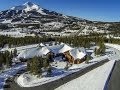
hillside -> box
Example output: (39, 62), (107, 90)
(0, 2), (119, 37)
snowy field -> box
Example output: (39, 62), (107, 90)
(105, 43), (120, 51)
(0, 31), (35, 38)
(105, 43), (120, 60)
(0, 44), (39, 54)
(55, 60), (115, 90)
(16, 55), (108, 87)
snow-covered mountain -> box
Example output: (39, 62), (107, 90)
(10, 2), (46, 14)
(0, 2), (84, 24)
(0, 2), (89, 32)
(0, 2), (113, 37)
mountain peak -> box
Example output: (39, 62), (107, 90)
(23, 2), (36, 7)
(23, 2), (39, 12)
(11, 2), (40, 12)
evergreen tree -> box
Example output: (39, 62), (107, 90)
(98, 41), (106, 55)
(95, 41), (106, 56)
(85, 55), (91, 63)
(99, 42), (106, 54)
(43, 57), (49, 68)
(64, 62), (69, 70)
(0, 53), (4, 68)
(29, 57), (42, 76)
(47, 65), (52, 76)
(13, 48), (17, 57)
(4, 51), (12, 67)
(27, 60), (31, 72)
(94, 48), (98, 56)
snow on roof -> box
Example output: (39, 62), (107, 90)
(58, 44), (73, 54)
(17, 46), (50, 59)
(69, 48), (86, 60)
(36, 46), (50, 56)
(48, 44), (73, 54)
(39, 43), (45, 47)
(17, 44), (75, 59)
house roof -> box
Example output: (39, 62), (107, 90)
(17, 46), (50, 59)
(69, 48), (86, 60)
(39, 43), (45, 47)
(48, 44), (73, 54)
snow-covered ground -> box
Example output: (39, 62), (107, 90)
(0, 43), (120, 89)
(105, 43), (120, 60)
(44, 22), (64, 28)
(16, 55), (108, 87)
(0, 31), (35, 38)
(1, 19), (12, 23)
(105, 43), (120, 51)
(55, 60), (115, 90)
(16, 43), (120, 88)
(54, 43), (120, 90)
(0, 44), (39, 54)
(0, 63), (26, 90)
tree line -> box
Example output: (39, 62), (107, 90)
(1, 33), (120, 48)
(0, 35), (55, 48)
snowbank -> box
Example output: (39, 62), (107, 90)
(17, 70), (68, 87)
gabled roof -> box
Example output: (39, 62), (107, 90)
(17, 44), (73, 59)
(69, 48), (86, 60)
(17, 46), (50, 59)
(48, 44), (73, 54)
(39, 43), (45, 47)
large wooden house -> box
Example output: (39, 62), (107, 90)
(64, 48), (87, 64)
